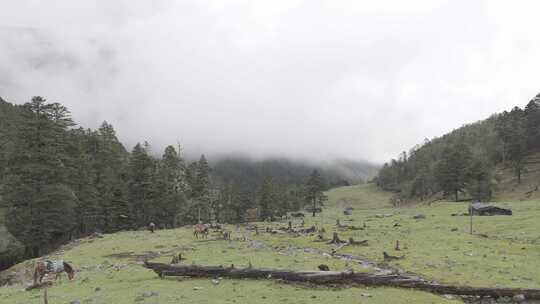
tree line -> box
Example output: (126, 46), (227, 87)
(375, 93), (540, 202)
(0, 96), (329, 264)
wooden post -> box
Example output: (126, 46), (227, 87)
(321, 209), (324, 232)
(43, 287), (48, 304)
(469, 202), (473, 235)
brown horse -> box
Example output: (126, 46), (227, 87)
(33, 260), (75, 285)
(194, 223), (209, 239)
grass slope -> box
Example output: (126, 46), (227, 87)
(493, 152), (540, 202)
(1, 182), (539, 303)
(0, 228), (456, 304)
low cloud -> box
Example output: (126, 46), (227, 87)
(1, 1), (540, 162)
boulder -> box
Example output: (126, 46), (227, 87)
(470, 203), (512, 216)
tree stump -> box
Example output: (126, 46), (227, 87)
(329, 232), (345, 244)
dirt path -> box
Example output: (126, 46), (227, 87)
(243, 238), (538, 303)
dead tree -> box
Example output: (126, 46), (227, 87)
(143, 262), (540, 300)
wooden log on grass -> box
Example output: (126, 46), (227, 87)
(143, 262), (540, 300)
(348, 237), (368, 246)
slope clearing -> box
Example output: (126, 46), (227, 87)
(1, 183), (539, 303)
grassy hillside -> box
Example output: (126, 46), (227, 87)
(2, 183), (540, 303)
(0, 224), (455, 304)
(325, 184), (394, 210)
(492, 152), (540, 202)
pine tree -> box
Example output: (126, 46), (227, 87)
(304, 170), (327, 216)
(4, 97), (78, 256)
(436, 143), (471, 201)
(258, 178), (276, 220)
(127, 143), (156, 227)
(192, 154), (210, 198)
(65, 127), (101, 235)
(497, 108), (528, 183)
(154, 145), (187, 227)
(92, 122), (130, 232)
(525, 93), (540, 150)
(467, 158), (492, 201)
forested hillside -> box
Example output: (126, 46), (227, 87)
(376, 93), (540, 202)
(211, 157), (376, 193)
(0, 96), (373, 270)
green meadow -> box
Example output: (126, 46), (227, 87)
(1, 183), (539, 303)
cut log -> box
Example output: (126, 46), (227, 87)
(383, 252), (404, 261)
(143, 262), (540, 300)
(348, 237), (368, 246)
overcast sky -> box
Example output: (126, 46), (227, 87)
(1, 1), (540, 163)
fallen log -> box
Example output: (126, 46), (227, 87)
(383, 251), (404, 261)
(143, 262), (540, 300)
(348, 237), (368, 246)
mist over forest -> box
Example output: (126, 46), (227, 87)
(2, 2), (540, 303)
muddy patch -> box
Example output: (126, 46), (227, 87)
(103, 251), (164, 261)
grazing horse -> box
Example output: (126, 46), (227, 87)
(33, 260), (75, 285)
(194, 223), (209, 239)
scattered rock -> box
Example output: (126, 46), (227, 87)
(443, 294), (453, 300)
(360, 293), (372, 298)
(95, 287), (101, 292)
(142, 291), (159, 298)
(318, 264), (330, 271)
(513, 294), (526, 302)
(413, 214), (426, 219)
(470, 203), (512, 216)
(211, 279), (220, 285)
(451, 228), (458, 232)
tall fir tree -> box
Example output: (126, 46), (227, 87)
(154, 145), (187, 227)
(304, 169), (327, 216)
(525, 94), (540, 150)
(127, 143), (156, 227)
(436, 143), (472, 202)
(4, 97), (78, 256)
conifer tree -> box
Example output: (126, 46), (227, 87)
(525, 94), (540, 150)
(258, 178), (276, 220)
(436, 143), (471, 201)
(127, 143), (156, 227)
(304, 170), (327, 216)
(154, 145), (187, 227)
(4, 97), (78, 256)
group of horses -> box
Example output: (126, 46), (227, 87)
(32, 222), (220, 286)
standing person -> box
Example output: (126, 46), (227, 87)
(149, 222), (156, 233)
